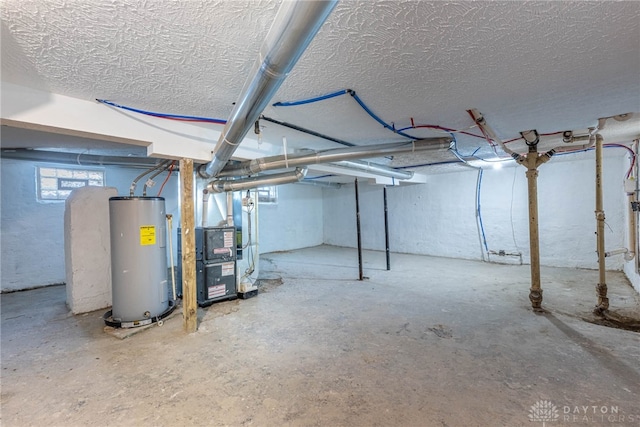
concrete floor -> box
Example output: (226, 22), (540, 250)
(2, 245), (640, 427)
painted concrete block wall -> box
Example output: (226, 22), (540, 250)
(0, 158), (180, 292)
(64, 186), (118, 313)
(1, 159), (66, 291)
(258, 183), (323, 254)
(623, 259), (640, 293)
(323, 151), (627, 271)
(623, 190), (640, 293)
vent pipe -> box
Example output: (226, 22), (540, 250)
(216, 138), (452, 177)
(207, 168), (308, 193)
(201, 0), (338, 178)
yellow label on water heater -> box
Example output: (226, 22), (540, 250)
(140, 225), (156, 246)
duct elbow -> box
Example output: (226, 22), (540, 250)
(197, 163), (214, 179)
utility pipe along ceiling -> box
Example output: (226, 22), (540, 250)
(1, 1), (639, 179)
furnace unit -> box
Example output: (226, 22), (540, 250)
(177, 226), (237, 306)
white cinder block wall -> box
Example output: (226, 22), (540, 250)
(258, 184), (324, 254)
(0, 157), (319, 292)
(4, 151), (637, 293)
(0, 158), (180, 292)
(323, 151), (630, 275)
(1, 159), (66, 291)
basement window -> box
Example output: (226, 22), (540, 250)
(37, 166), (105, 201)
(257, 186), (278, 204)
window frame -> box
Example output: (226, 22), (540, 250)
(256, 185), (278, 204)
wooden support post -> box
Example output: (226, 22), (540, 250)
(180, 158), (198, 333)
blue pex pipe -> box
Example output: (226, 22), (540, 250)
(272, 89), (350, 107)
(96, 99), (227, 124)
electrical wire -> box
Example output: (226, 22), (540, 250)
(554, 143), (636, 178)
(157, 161), (176, 196)
(604, 143), (636, 178)
(396, 123), (486, 140)
(96, 99), (227, 124)
(143, 163), (170, 196)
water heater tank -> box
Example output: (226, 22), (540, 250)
(109, 197), (170, 323)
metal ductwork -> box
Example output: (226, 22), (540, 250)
(207, 168), (308, 193)
(216, 138), (453, 178)
(299, 180), (342, 189)
(330, 160), (413, 180)
(201, 0), (338, 179)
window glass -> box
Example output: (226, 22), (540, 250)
(37, 166), (105, 201)
(257, 186), (277, 204)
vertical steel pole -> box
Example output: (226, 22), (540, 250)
(355, 178), (364, 280)
(383, 187), (391, 270)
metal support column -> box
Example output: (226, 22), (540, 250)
(383, 187), (391, 271)
(355, 178), (364, 281)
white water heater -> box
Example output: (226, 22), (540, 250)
(109, 197), (170, 324)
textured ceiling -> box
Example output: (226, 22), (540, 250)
(1, 0), (639, 171)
